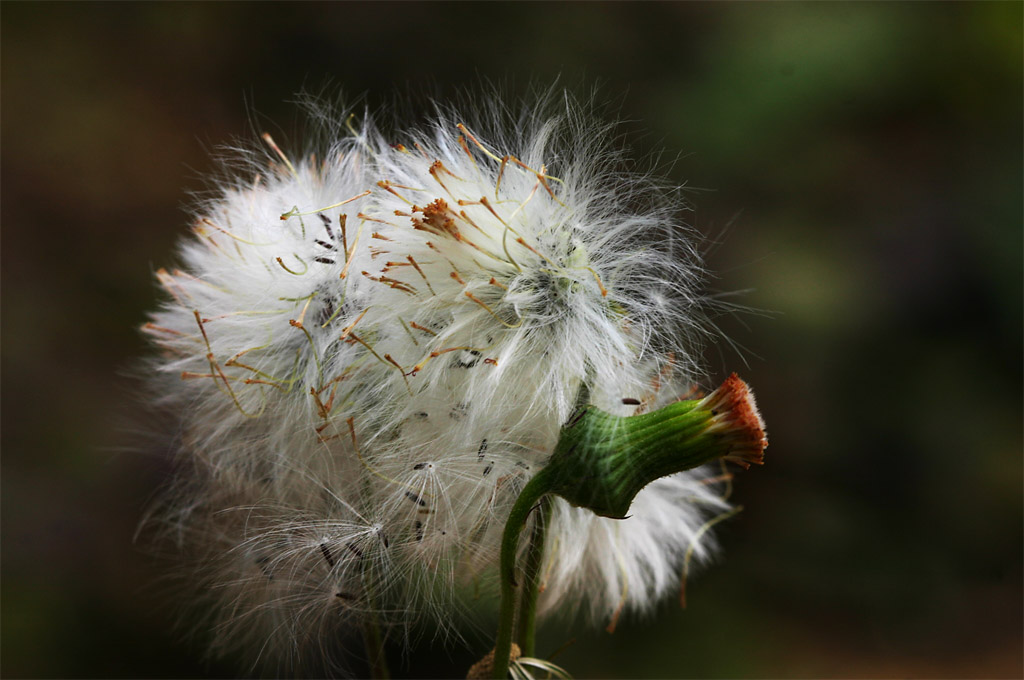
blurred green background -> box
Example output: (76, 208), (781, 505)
(2, 2), (1021, 678)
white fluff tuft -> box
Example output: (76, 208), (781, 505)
(143, 92), (733, 669)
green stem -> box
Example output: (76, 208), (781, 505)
(492, 468), (553, 679)
(361, 567), (390, 680)
(515, 495), (551, 657)
(362, 613), (389, 680)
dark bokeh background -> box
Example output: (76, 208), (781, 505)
(3, 2), (1021, 678)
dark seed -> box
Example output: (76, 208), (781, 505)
(319, 543), (336, 567)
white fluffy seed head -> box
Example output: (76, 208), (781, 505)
(143, 91), (734, 669)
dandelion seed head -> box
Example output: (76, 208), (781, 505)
(143, 90), (738, 669)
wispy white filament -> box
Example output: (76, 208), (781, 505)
(144, 92), (732, 669)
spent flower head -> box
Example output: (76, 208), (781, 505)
(142, 90), (765, 674)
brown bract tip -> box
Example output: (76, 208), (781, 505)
(701, 373), (768, 469)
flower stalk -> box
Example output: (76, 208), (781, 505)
(362, 613), (389, 680)
(515, 496), (551, 657)
(493, 469), (553, 679)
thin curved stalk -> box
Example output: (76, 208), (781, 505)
(515, 496), (551, 657)
(492, 469), (553, 679)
